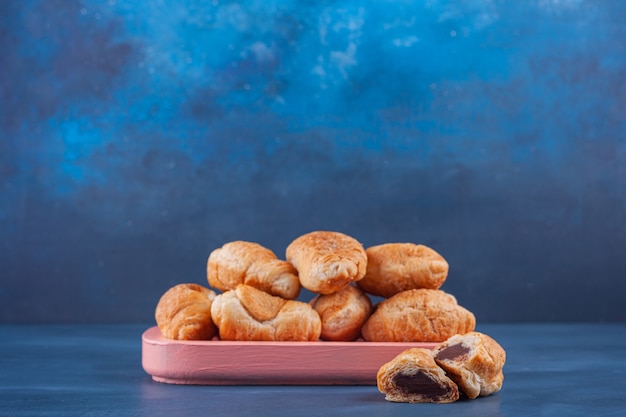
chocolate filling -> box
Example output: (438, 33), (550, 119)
(435, 343), (470, 361)
(393, 371), (450, 399)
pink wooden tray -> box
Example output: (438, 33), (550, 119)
(142, 326), (438, 385)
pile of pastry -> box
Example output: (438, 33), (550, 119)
(154, 230), (507, 403)
(154, 230), (475, 343)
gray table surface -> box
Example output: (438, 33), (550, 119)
(1, 323), (625, 416)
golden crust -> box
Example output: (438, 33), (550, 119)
(285, 231), (367, 294)
(310, 285), (373, 341)
(357, 243), (449, 297)
(433, 332), (506, 399)
(361, 289), (476, 342)
(377, 348), (459, 403)
(207, 241), (300, 300)
(155, 283), (217, 340)
(210, 284), (322, 341)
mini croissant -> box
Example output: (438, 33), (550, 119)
(207, 240), (300, 300)
(286, 231), (367, 294)
(155, 283), (217, 340)
(310, 284), (372, 341)
(361, 289), (475, 342)
(210, 284), (322, 341)
(357, 243), (449, 298)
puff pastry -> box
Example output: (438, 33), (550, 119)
(377, 348), (459, 403)
(207, 240), (300, 300)
(357, 243), (449, 297)
(433, 332), (506, 399)
(285, 231), (367, 294)
(155, 283), (217, 340)
(210, 284), (322, 341)
(361, 289), (475, 342)
(310, 284), (372, 341)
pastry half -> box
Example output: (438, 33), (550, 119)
(377, 348), (460, 403)
(433, 332), (506, 399)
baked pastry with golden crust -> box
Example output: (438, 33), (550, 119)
(207, 240), (300, 300)
(433, 332), (506, 399)
(310, 285), (373, 341)
(357, 243), (449, 298)
(361, 289), (476, 342)
(155, 283), (218, 340)
(377, 348), (460, 403)
(285, 231), (367, 294)
(210, 284), (322, 341)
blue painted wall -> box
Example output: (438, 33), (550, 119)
(1, 0), (625, 323)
